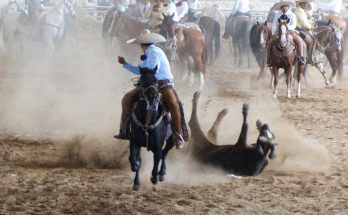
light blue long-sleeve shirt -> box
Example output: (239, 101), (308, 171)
(123, 44), (174, 82)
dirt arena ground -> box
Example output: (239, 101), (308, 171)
(0, 21), (348, 214)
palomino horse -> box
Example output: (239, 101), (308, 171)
(160, 13), (207, 90)
(319, 16), (345, 82)
(128, 66), (174, 191)
(312, 19), (343, 85)
(198, 16), (221, 65)
(312, 9), (346, 82)
(269, 21), (306, 98)
(224, 16), (253, 67)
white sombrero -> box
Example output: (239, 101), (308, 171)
(272, 0), (296, 10)
(126, 29), (166, 44)
(296, 0), (313, 11)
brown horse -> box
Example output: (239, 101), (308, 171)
(160, 14), (207, 90)
(224, 16), (253, 67)
(250, 21), (272, 80)
(198, 16), (221, 65)
(320, 15), (346, 82)
(102, 10), (146, 55)
(269, 21), (306, 98)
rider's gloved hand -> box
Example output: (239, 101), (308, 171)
(118, 56), (126, 65)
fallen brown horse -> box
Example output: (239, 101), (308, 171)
(188, 91), (276, 176)
(160, 14), (207, 90)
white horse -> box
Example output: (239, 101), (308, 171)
(41, 0), (76, 51)
(0, 0), (76, 56)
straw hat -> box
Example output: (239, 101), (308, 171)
(296, 0), (313, 11)
(272, 0), (296, 10)
(126, 29), (166, 44)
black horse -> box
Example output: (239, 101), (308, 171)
(128, 66), (174, 191)
(189, 92), (276, 176)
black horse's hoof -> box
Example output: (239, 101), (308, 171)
(133, 184), (140, 191)
(159, 175), (165, 182)
(151, 176), (158, 184)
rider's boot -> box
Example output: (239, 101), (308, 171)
(114, 88), (139, 140)
(304, 34), (314, 64)
(161, 87), (185, 149)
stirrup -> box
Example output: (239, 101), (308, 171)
(174, 132), (185, 149)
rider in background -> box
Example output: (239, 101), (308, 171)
(187, 0), (199, 20)
(6, 0), (19, 14)
(174, 0), (188, 22)
(266, 0), (306, 66)
(25, 0), (42, 24)
(322, 0), (342, 15)
(226, 0), (252, 37)
(293, 0), (314, 64)
(115, 29), (187, 149)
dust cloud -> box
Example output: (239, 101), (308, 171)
(0, 7), (330, 184)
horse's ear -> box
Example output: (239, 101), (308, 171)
(256, 21), (260, 25)
(153, 65), (158, 73)
(328, 19), (332, 25)
(139, 66), (145, 75)
(264, 21), (267, 25)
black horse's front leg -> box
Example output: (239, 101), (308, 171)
(151, 148), (162, 185)
(235, 103), (249, 148)
(129, 143), (141, 191)
(159, 135), (175, 181)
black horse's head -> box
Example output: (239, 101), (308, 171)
(160, 13), (176, 39)
(139, 66), (160, 109)
(256, 119), (276, 159)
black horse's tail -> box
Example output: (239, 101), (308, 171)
(213, 20), (221, 61)
(249, 23), (263, 67)
(200, 26), (209, 67)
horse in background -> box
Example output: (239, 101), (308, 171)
(128, 66), (174, 191)
(224, 16), (253, 67)
(198, 16), (220, 65)
(0, 0), (76, 54)
(269, 21), (306, 98)
(250, 21), (272, 79)
(160, 13), (207, 90)
(102, 9), (145, 57)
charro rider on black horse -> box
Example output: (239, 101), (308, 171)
(114, 29), (188, 149)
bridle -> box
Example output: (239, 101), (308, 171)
(131, 78), (166, 150)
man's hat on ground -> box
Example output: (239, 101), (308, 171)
(126, 29), (166, 44)
(271, 0), (296, 10)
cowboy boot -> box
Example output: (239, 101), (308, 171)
(114, 114), (129, 140)
(304, 34), (314, 64)
(161, 87), (185, 149)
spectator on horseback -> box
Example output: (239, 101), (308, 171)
(174, 0), (189, 22)
(115, 29), (187, 149)
(225, 0), (252, 38)
(186, 0), (199, 21)
(164, 0), (176, 17)
(25, 0), (42, 24)
(294, 0), (315, 64)
(6, 0), (20, 14)
(322, 0), (342, 15)
(266, 0), (307, 66)
(229, 0), (252, 19)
